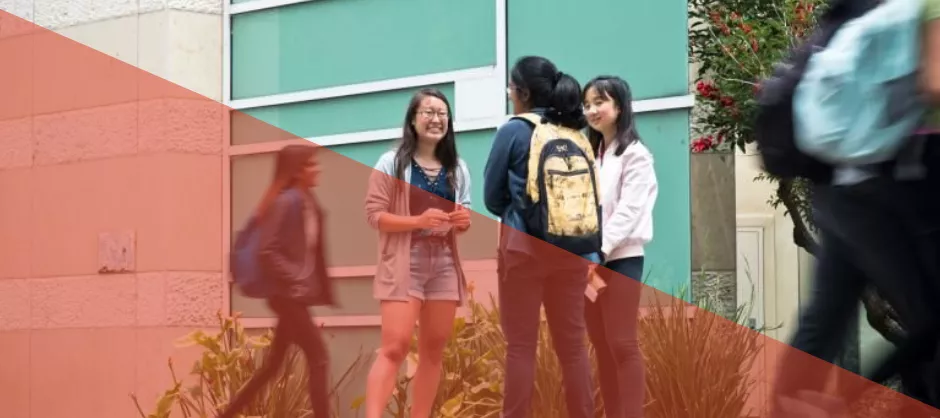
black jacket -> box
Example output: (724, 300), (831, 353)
(258, 189), (335, 306)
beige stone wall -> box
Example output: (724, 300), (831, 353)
(0, 2), (224, 417)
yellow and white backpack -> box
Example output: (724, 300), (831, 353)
(514, 112), (603, 256)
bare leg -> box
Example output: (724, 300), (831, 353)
(363, 299), (422, 418)
(410, 300), (458, 418)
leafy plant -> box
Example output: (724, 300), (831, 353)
(689, 0), (822, 223)
(351, 293), (603, 418)
(641, 291), (763, 418)
(134, 289), (766, 418)
(130, 311), (367, 418)
(357, 287), (763, 418)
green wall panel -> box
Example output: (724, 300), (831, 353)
(633, 110), (692, 295)
(232, 84), (454, 145)
(233, 277), (380, 318)
(231, 0), (496, 99)
(328, 139), (397, 166)
(454, 129), (496, 218)
(507, 0), (688, 100)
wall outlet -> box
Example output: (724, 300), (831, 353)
(98, 230), (136, 274)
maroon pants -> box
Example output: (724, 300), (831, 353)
(219, 297), (331, 418)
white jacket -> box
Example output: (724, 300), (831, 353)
(596, 141), (658, 261)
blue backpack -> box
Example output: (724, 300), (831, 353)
(230, 188), (302, 299)
(793, 0), (927, 166)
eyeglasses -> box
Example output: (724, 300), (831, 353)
(417, 109), (449, 120)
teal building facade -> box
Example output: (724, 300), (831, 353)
(223, 0), (692, 412)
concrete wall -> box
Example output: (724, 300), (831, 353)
(0, 2), (224, 417)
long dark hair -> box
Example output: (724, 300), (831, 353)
(393, 88), (459, 192)
(256, 144), (317, 218)
(583, 75), (642, 157)
(510, 56), (586, 130)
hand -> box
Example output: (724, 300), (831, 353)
(586, 263), (607, 290)
(587, 262), (606, 282)
(587, 262), (599, 278)
(450, 206), (472, 229)
(415, 208), (450, 229)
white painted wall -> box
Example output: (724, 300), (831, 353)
(0, 0), (222, 101)
(735, 143), (807, 343)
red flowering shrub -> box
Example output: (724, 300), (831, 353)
(689, 0), (824, 154)
(687, 0), (824, 250)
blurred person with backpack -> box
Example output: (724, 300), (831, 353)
(223, 144), (336, 418)
(483, 55), (600, 418)
(581, 75), (658, 418)
(762, 0), (940, 413)
(362, 88), (473, 418)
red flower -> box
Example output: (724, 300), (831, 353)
(719, 23), (731, 35)
(731, 12), (741, 21)
(696, 81), (717, 99)
(795, 4), (807, 23)
(709, 10), (722, 24)
(720, 96), (735, 107)
(740, 23), (753, 34)
(691, 136), (716, 153)
(751, 37), (760, 52)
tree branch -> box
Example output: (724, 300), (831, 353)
(776, 178), (819, 255)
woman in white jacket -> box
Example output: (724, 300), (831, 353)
(581, 75), (658, 418)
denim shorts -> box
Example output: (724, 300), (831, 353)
(409, 239), (459, 302)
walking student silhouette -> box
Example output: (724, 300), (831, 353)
(220, 144), (337, 418)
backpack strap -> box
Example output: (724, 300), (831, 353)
(513, 113), (551, 203)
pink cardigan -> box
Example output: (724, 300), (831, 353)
(364, 150), (473, 306)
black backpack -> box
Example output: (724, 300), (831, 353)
(754, 0), (876, 182)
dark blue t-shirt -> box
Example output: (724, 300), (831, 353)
(409, 158), (456, 239)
